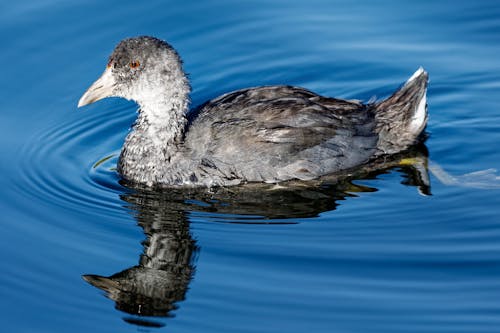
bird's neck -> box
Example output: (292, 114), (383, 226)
(135, 91), (190, 146)
(127, 58), (191, 147)
(118, 85), (191, 186)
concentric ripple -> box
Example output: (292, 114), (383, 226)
(4, 1), (500, 332)
(17, 101), (135, 219)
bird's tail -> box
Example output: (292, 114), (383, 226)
(374, 67), (428, 155)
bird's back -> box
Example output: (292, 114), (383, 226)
(185, 86), (379, 184)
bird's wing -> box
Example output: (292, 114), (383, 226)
(186, 86), (378, 182)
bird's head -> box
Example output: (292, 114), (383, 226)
(78, 36), (188, 108)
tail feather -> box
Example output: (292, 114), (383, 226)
(374, 67), (429, 155)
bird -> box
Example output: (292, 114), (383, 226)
(78, 36), (428, 188)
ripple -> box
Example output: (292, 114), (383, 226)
(17, 101), (134, 219)
(5, 1), (500, 332)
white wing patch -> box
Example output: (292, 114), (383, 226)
(410, 91), (427, 134)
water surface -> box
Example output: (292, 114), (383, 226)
(1, 1), (500, 332)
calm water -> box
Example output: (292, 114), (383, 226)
(2, 1), (500, 332)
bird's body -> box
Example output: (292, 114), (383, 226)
(79, 36), (428, 188)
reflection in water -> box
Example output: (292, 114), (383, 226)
(83, 143), (430, 327)
(83, 193), (197, 327)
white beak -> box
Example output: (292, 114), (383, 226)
(78, 68), (116, 107)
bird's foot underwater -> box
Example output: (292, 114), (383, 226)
(429, 162), (500, 189)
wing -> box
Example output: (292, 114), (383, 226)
(185, 86), (378, 183)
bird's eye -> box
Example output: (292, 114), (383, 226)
(106, 58), (114, 69)
(130, 60), (140, 69)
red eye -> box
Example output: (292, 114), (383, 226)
(130, 60), (140, 69)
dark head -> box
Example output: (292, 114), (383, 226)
(78, 36), (189, 109)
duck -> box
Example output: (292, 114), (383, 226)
(78, 36), (428, 188)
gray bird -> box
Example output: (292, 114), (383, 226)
(79, 36), (428, 188)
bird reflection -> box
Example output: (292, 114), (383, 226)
(83, 143), (430, 327)
(83, 193), (197, 327)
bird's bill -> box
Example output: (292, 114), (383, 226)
(78, 68), (116, 107)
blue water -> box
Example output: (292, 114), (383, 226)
(2, 0), (500, 332)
